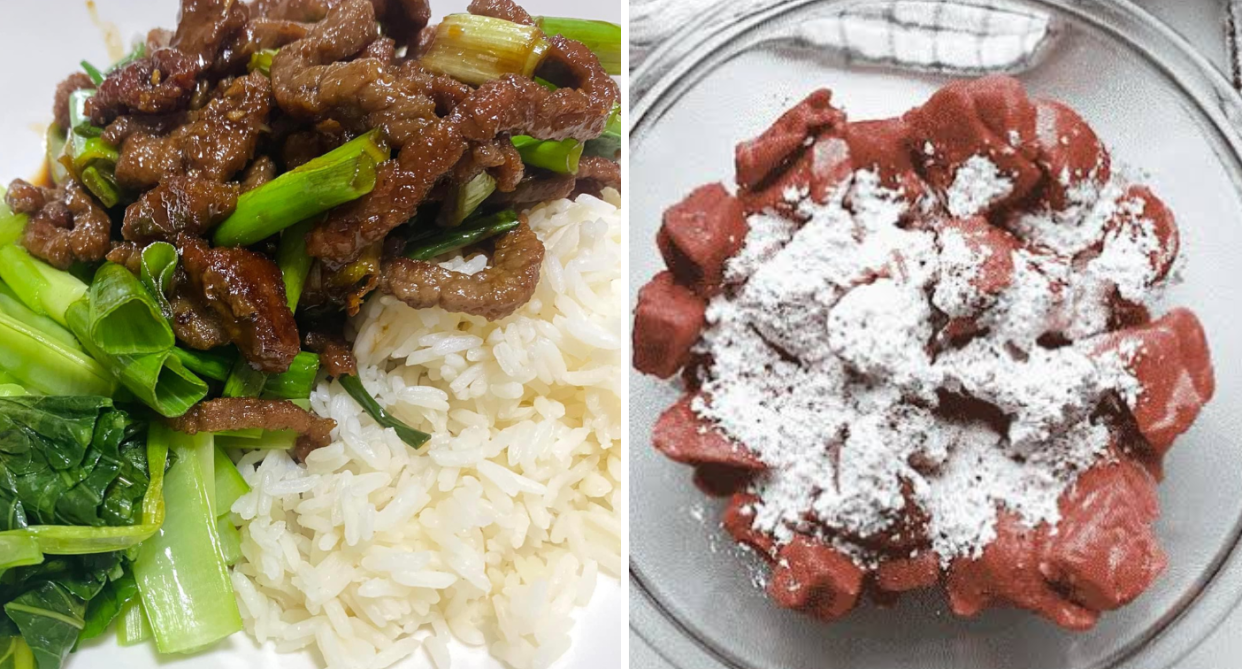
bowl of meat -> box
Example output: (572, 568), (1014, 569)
(0, 1), (623, 669)
(630, 2), (1242, 669)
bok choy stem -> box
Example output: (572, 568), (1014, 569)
(0, 311), (114, 396)
(133, 427), (242, 654)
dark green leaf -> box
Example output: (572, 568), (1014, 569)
(3, 582), (85, 669)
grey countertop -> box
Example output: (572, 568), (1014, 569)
(630, 1), (1242, 667)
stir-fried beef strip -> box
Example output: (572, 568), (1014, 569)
(572, 155), (621, 197)
(303, 328), (359, 377)
(491, 170), (574, 206)
(179, 235), (300, 372)
(467, 0), (533, 24)
(114, 71), (272, 190)
(172, 0), (250, 69)
(396, 61), (472, 115)
(450, 136), (524, 191)
(122, 175), (240, 243)
(105, 241), (145, 274)
(307, 118), (465, 264)
(381, 218), (544, 320)
(168, 265), (232, 350)
(15, 0), (618, 386)
(86, 48), (202, 125)
(449, 34), (618, 143)
(53, 72), (95, 130)
(170, 397), (336, 449)
(8, 179), (112, 269)
(240, 155), (278, 192)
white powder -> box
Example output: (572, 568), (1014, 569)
(946, 155), (1014, 217)
(693, 159), (1174, 563)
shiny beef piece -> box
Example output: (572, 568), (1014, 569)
(53, 72), (95, 130)
(106, 242), (145, 275)
(179, 236), (300, 372)
(572, 155), (621, 197)
(652, 394), (765, 472)
(170, 397), (336, 450)
(172, 0), (250, 68)
(467, 0), (534, 24)
(657, 183), (747, 297)
(631, 271), (706, 379)
(168, 265), (231, 350)
(450, 136), (525, 189)
(449, 43), (618, 143)
(768, 535), (866, 621)
(270, 0), (439, 147)
(735, 89), (845, 190)
(490, 171), (575, 207)
(395, 61), (473, 116)
(101, 113), (188, 146)
(215, 17), (312, 73)
(307, 119), (465, 264)
(303, 329), (358, 377)
(122, 175), (239, 243)
(359, 36), (397, 64)
(87, 49), (202, 126)
(8, 179), (112, 270)
(115, 72), (272, 190)
(381, 219), (544, 320)
(240, 155), (278, 192)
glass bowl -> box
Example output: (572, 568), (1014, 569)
(628, 2), (1242, 668)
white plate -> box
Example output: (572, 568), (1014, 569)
(0, 1), (624, 668)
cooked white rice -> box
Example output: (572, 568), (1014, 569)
(229, 189), (624, 669)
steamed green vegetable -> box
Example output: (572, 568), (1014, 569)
(0, 313), (114, 397)
(115, 599), (150, 646)
(212, 447), (248, 518)
(133, 427), (242, 655)
(64, 264), (207, 417)
(171, 347), (235, 384)
(0, 281), (80, 351)
(213, 130), (389, 247)
(0, 190), (27, 248)
(0, 398), (164, 669)
(137, 242), (177, 320)
(0, 245), (87, 328)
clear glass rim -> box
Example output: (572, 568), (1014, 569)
(628, 1), (1242, 668)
